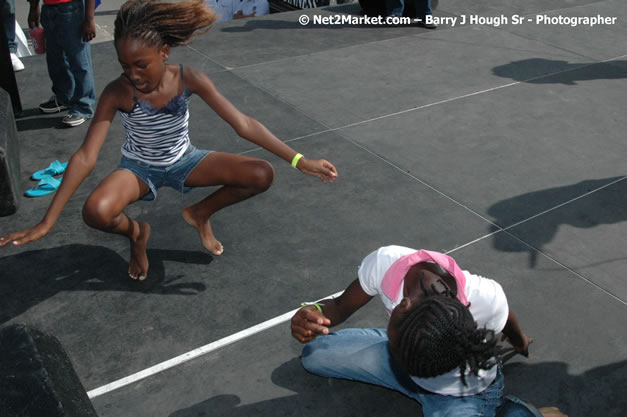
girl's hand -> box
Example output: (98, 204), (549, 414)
(27, 2), (40, 28)
(296, 157), (338, 183)
(81, 18), (96, 42)
(0, 222), (52, 247)
(501, 332), (534, 357)
(290, 306), (331, 343)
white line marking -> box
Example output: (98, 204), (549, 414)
(88, 52), (627, 400)
(87, 291), (343, 398)
(240, 52), (627, 152)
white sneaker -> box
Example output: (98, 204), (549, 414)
(62, 114), (87, 127)
(11, 53), (24, 72)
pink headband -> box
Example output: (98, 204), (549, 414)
(381, 249), (469, 306)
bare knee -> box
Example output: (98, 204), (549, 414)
(249, 160), (274, 193)
(82, 194), (120, 230)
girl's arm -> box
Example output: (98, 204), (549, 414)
(501, 309), (534, 357)
(185, 67), (338, 183)
(0, 82), (121, 247)
(291, 279), (373, 343)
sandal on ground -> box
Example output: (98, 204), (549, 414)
(31, 160), (68, 180)
(25, 176), (63, 197)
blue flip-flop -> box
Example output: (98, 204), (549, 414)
(31, 160), (68, 180)
(25, 176), (63, 197)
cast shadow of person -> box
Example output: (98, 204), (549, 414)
(15, 108), (67, 131)
(0, 244), (211, 324)
(501, 358), (627, 417)
(487, 177), (626, 267)
(169, 357), (418, 417)
(492, 58), (627, 85)
(169, 354), (624, 416)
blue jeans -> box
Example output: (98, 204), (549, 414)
(40, 0), (95, 118)
(302, 328), (505, 417)
(387, 0), (432, 18)
(496, 396), (544, 417)
(1, 0), (17, 52)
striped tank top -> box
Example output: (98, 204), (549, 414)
(119, 64), (191, 166)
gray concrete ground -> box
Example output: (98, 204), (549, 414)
(2, 0), (626, 416)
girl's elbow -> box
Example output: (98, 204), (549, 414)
(71, 150), (97, 171)
(233, 116), (257, 138)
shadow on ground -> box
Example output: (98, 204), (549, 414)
(502, 359), (627, 417)
(168, 356), (627, 417)
(492, 59), (627, 84)
(0, 244), (212, 323)
(169, 357), (420, 417)
(488, 177), (626, 267)
(15, 108), (66, 131)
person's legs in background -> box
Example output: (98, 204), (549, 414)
(40, 3), (74, 113)
(385, 0), (405, 18)
(39, 1), (95, 126)
(416, 0), (437, 29)
(1, 0), (24, 71)
(57, 0), (95, 124)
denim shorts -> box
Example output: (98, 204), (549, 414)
(117, 145), (211, 201)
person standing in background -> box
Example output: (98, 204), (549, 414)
(387, 0), (437, 29)
(1, 0), (25, 71)
(27, 0), (96, 127)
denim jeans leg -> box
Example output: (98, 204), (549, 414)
(42, 1), (95, 117)
(416, 0), (433, 16)
(58, 1), (95, 117)
(301, 329), (429, 402)
(385, 0), (405, 17)
(495, 395), (544, 417)
(301, 328), (507, 417)
(41, 4), (74, 105)
(2, 0), (17, 53)
(66, 39), (95, 117)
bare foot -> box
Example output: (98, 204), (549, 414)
(182, 207), (224, 256)
(129, 221), (151, 280)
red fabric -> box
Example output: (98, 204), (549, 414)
(43, 0), (74, 5)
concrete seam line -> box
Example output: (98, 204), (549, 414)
(87, 291), (344, 399)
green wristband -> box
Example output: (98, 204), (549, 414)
(301, 302), (323, 313)
(291, 153), (304, 169)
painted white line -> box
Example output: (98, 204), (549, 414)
(242, 52), (627, 152)
(502, 176), (626, 231)
(88, 167), (625, 398)
(87, 291), (343, 399)
(88, 52), (627, 400)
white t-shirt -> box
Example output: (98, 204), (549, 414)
(358, 245), (509, 396)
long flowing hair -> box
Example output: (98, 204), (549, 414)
(114, 0), (218, 48)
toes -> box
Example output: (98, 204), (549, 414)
(211, 243), (224, 256)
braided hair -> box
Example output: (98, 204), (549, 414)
(114, 0), (218, 48)
(396, 278), (497, 386)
